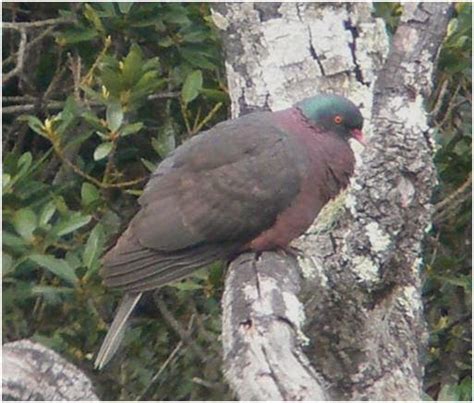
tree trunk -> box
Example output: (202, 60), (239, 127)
(212, 2), (452, 400)
(2, 339), (99, 401)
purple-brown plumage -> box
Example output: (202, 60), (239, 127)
(95, 93), (364, 369)
(248, 107), (356, 251)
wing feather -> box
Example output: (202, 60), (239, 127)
(102, 111), (308, 291)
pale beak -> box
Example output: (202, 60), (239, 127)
(351, 129), (366, 146)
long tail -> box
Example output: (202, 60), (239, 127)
(94, 292), (142, 370)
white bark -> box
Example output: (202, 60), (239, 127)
(222, 252), (327, 400)
(213, 2), (452, 400)
(2, 339), (99, 400)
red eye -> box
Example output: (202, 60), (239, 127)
(334, 115), (343, 124)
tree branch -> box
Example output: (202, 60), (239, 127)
(3, 28), (27, 85)
(2, 17), (73, 30)
(215, 2), (453, 400)
(222, 252), (327, 400)
(2, 339), (98, 401)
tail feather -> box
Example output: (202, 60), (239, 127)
(104, 246), (226, 290)
(124, 253), (224, 293)
(94, 292), (142, 370)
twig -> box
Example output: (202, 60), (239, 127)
(180, 101), (192, 135)
(192, 377), (220, 389)
(52, 141), (146, 189)
(2, 17), (73, 30)
(3, 91), (180, 115)
(429, 79), (449, 122)
(192, 105), (202, 133)
(434, 174), (472, 213)
(136, 314), (196, 400)
(189, 300), (218, 345)
(433, 174), (472, 224)
(68, 53), (82, 101)
(153, 294), (207, 361)
(3, 28), (27, 85)
(2, 102), (64, 114)
(102, 140), (118, 185)
(3, 95), (36, 103)
(44, 61), (67, 101)
(435, 84), (461, 129)
(3, 26), (55, 68)
(81, 36), (111, 87)
(147, 91), (180, 100)
(193, 102), (223, 134)
(136, 341), (183, 401)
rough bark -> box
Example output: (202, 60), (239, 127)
(222, 252), (327, 400)
(212, 2), (452, 400)
(2, 339), (99, 401)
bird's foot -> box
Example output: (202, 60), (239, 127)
(279, 245), (305, 259)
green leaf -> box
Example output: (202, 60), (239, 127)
(20, 115), (47, 137)
(122, 44), (144, 87)
(124, 189), (143, 196)
(32, 285), (75, 296)
(170, 280), (203, 291)
(141, 57), (160, 72)
(17, 151), (33, 171)
(13, 208), (37, 242)
(94, 142), (113, 161)
(83, 223), (105, 272)
(84, 4), (104, 33)
(53, 213), (92, 237)
(180, 48), (216, 69)
(119, 122), (144, 137)
(29, 254), (78, 286)
(80, 85), (104, 103)
(141, 158), (157, 173)
(158, 36), (174, 48)
(2, 231), (27, 248)
(200, 88), (229, 102)
(95, 131), (108, 140)
(96, 2), (117, 16)
(118, 2), (134, 14)
(163, 7), (190, 25)
(134, 71), (160, 94)
(63, 129), (95, 150)
(3, 174), (11, 192)
(181, 70), (203, 104)
(56, 28), (99, 45)
(106, 101), (124, 132)
(81, 182), (101, 206)
(438, 383), (459, 401)
(100, 67), (123, 96)
(3, 253), (13, 275)
(56, 96), (79, 135)
(152, 120), (176, 158)
(39, 201), (57, 227)
(65, 250), (83, 270)
(182, 30), (208, 44)
(81, 110), (103, 128)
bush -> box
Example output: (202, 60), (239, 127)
(3, 3), (230, 399)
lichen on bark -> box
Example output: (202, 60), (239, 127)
(213, 2), (452, 400)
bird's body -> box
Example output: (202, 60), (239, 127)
(95, 94), (364, 369)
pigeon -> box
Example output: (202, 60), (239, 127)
(95, 93), (364, 369)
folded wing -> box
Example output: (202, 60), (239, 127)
(102, 112), (308, 292)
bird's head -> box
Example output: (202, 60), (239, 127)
(296, 94), (365, 145)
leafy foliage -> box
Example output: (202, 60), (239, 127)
(3, 2), (471, 401)
(424, 3), (472, 400)
(3, 2), (230, 400)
